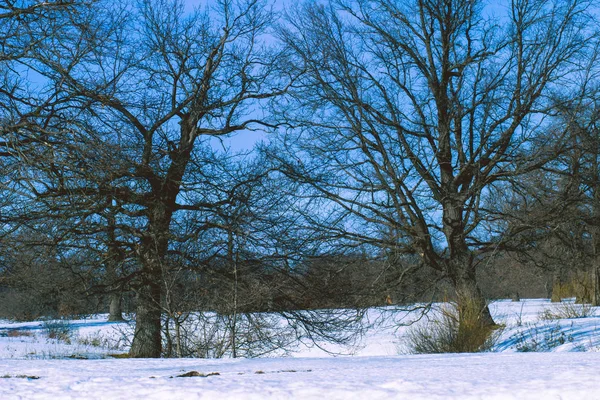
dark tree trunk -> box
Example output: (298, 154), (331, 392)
(575, 271), (592, 304)
(105, 196), (125, 322)
(164, 316), (173, 358)
(129, 228), (169, 358)
(591, 174), (600, 306)
(129, 273), (162, 358)
(592, 225), (600, 306)
(592, 259), (600, 307)
(449, 255), (495, 329)
(108, 292), (124, 322)
(443, 199), (495, 330)
(551, 268), (564, 303)
(128, 200), (178, 358)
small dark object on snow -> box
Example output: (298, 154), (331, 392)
(1, 374), (40, 380)
(177, 371), (220, 378)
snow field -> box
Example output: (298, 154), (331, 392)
(1, 299), (600, 399)
(1, 353), (599, 399)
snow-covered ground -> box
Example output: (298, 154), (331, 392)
(1, 299), (600, 399)
(2, 353), (600, 399)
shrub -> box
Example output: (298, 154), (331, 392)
(4, 329), (35, 338)
(539, 301), (595, 320)
(406, 302), (502, 354)
(43, 319), (72, 344)
(76, 332), (123, 350)
(512, 322), (574, 352)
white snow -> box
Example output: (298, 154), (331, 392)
(1, 353), (599, 399)
(1, 299), (600, 399)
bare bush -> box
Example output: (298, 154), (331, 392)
(162, 312), (297, 359)
(42, 319), (72, 344)
(3, 329), (34, 338)
(406, 302), (502, 354)
(75, 332), (124, 351)
(539, 301), (596, 320)
(512, 323), (577, 352)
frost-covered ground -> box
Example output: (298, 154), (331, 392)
(1, 299), (600, 399)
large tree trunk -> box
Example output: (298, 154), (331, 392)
(446, 251), (496, 352)
(129, 271), (162, 357)
(128, 200), (177, 358)
(449, 255), (495, 329)
(443, 198), (495, 330)
(128, 126), (193, 358)
(129, 223), (170, 358)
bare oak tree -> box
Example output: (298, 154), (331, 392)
(274, 0), (596, 331)
(6, 0), (290, 357)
